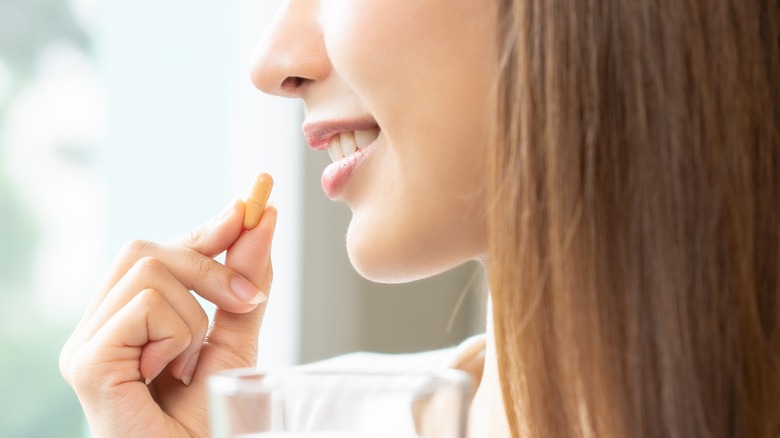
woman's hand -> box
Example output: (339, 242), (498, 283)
(59, 200), (278, 437)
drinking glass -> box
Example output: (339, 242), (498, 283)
(208, 367), (472, 438)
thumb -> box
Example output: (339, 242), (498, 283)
(206, 206), (277, 364)
(224, 205), (277, 291)
(167, 199), (246, 257)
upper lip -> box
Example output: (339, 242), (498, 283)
(302, 119), (380, 151)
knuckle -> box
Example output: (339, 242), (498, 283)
(59, 342), (73, 384)
(194, 255), (213, 278)
(136, 287), (163, 308)
(133, 256), (165, 276)
(119, 239), (157, 260)
(171, 318), (193, 347)
(135, 289), (192, 344)
(67, 349), (94, 391)
(126, 256), (167, 286)
(185, 226), (206, 248)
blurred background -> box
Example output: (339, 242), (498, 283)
(0, 1), (485, 436)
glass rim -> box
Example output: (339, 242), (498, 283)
(208, 367), (473, 396)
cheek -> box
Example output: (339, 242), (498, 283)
(322, 1), (451, 99)
(323, 0), (499, 140)
(320, 1), (385, 60)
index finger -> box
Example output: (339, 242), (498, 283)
(107, 241), (266, 312)
(167, 198), (247, 257)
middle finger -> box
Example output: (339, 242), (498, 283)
(77, 256), (210, 381)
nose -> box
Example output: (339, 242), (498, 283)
(250, 1), (329, 98)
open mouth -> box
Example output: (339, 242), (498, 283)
(326, 127), (381, 162)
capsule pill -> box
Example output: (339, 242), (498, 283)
(243, 172), (274, 230)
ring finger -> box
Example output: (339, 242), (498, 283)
(72, 256), (209, 382)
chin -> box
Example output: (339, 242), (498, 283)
(346, 235), (410, 283)
(345, 225), (452, 284)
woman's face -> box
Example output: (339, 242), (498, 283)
(251, 0), (498, 282)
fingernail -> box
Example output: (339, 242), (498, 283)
(231, 276), (267, 304)
(145, 363), (167, 385)
(248, 290), (269, 305)
(181, 352), (200, 386)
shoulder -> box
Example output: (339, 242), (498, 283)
(300, 334), (487, 374)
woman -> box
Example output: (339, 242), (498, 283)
(60, 0), (780, 436)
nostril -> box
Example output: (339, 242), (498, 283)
(281, 76), (305, 92)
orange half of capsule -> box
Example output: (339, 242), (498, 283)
(243, 172), (274, 230)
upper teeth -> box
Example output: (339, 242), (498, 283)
(327, 128), (380, 162)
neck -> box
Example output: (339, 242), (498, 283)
(468, 296), (512, 438)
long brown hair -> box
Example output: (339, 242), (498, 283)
(488, 0), (780, 436)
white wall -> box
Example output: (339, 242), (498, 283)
(99, 0), (302, 368)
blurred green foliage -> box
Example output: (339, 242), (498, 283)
(0, 172), (37, 286)
(1, 0), (91, 436)
(0, 0), (89, 74)
(0, 324), (83, 437)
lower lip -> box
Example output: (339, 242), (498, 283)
(321, 142), (375, 199)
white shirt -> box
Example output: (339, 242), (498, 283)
(270, 335), (488, 436)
